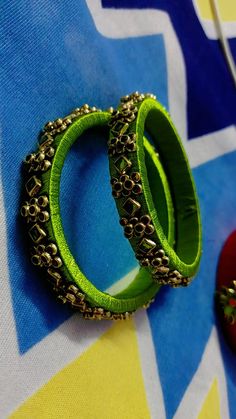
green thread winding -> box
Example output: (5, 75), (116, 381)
(109, 97), (202, 282)
(41, 111), (175, 312)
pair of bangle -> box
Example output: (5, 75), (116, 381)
(20, 92), (202, 320)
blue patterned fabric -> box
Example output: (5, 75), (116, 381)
(1, 1), (236, 418)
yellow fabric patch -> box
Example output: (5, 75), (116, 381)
(10, 319), (150, 419)
(196, 0), (236, 22)
(198, 378), (221, 419)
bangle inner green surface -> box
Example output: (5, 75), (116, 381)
(45, 112), (174, 312)
(137, 99), (202, 278)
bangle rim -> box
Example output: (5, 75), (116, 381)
(21, 105), (175, 318)
(108, 93), (202, 286)
(49, 112), (160, 313)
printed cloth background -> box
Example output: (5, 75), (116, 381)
(0, 1), (236, 418)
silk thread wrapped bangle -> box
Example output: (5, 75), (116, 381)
(108, 92), (202, 287)
(20, 104), (174, 319)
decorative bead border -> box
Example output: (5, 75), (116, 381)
(108, 92), (191, 288)
(21, 104), (154, 319)
(218, 280), (236, 324)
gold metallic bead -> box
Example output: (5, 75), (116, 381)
(28, 223), (46, 243)
(116, 142), (125, 154)
(38, 211), (50, 223)
(108, 146), (115, 156)
(37, 195), (48, 208)
(35, 152), (45, 163)
(120, 218), (128, 226)
(57, 295), (67, 304)
(124, 231), (133, 239)
(37, 244), (45, 253)
(124, 179), (134, 191)
(170, 270), (182, 279)
(155, 249), (165, 258)
(45, 147), (54, 158)
(28, 204), (40, 217)
(44, 121), (54, 131)
(140, 258), (150, 267)
(110, 177), (118, 185)
(122, 189), (131, 197)
(41, 160), (51, 172)
(121, 95), (130, 103)
(26, 176), (42, 197)
(162, 256), (169, 266)
(124, 224), (133, 235)
(20, 205), (29, 218)
(110, 137), (117, 146)
(151, 258), (162, 267)
(30, 198), (38, 205)
(31, 254), (41, 266)
(113, 182), (123, 192)
(119, 134), (128, 145)
(134, 222), (145, 234)
(120, 174), (129, 183)
(46, 243), (58, 255)
(132, 184), (142, 195)
(73, 300), (87, 311)
(65, 293), (76, 304)
(47, 268), (62, 287)
(123, 197), (141, 216)
(145, 224), (155, 235)
(41, 252), (52, 266)
(25, 154), (35, 164)
(55, 118), (63, 127)
(130, 217), (139, 224)
(52, 256), (63, 268)
(61, 123), (68, 131)
(112, 190), (121, 198)
(168, 278), (180, 286)
(182, 278), (190, 287)
(39, 133), (53, 149)
(140, 214), (151, 225)
(126, 142), (136, 152)
(156, 266), (169, 275)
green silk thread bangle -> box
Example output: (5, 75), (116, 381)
(108, 92), (202, 286)
(20, 104), (174, 319)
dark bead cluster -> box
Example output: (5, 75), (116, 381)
(25, 145), (55, 173)
(108, 133), (136, 157)
(109, 103), (138, 125)
(120, 214), (155, 239)
(31, 242), (62, 268)
(120, 91), (156, 105)
(21, 195), (49, 223)
(136, 247), (169, 272)
(44, 117), (72, 135)
(108, 92), (192, 289)
(154, 270), (190, 288)
(21, 104), (137, 319)
(218, 280), (236, 324)
(111, 172), (142, 198)
(43, 105), (100, 137)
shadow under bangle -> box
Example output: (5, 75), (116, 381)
(20, 104), (174, 319)
(108, 92), (202, 287)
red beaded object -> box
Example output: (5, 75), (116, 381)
(217, 230), (236, 352)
